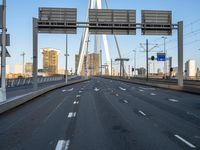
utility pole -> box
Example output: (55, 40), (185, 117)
(0, 0), (7, 102)
(21, 52), (25, 76)
(133, 50), (137, 76)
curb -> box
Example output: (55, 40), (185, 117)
(104, 77), (200, 95)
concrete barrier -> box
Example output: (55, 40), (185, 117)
(0, 79), (89, 114)
(104, 77), (200, 95)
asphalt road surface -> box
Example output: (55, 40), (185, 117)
(0, 77), (200, 150)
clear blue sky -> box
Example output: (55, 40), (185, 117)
(4, 0), (200, 73)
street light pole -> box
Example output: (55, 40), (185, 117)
(65, 34), (68, 84)
(162, 36), (167, 76)
(0, 0), (7, 102)
(85, 39), (90, 79)
(21, 52), (25, 76)
(133, 50), (136, 76)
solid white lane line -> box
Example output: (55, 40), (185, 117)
(119, 87), (126, 91)
(68, 112), (76, 118)
(94, 87), (100, 92)
(168, 99), (179, 102)
(67, 88), (74, 92)
(55, 140), (70, 150)
(150, 93), (156, 96)
(138, 110), (146, 116)
(174, 135), (196, 148)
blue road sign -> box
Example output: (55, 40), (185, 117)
(157, 53), (166, 61)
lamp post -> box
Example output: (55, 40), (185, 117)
(133, 50), (136, 76)
(162, 36), (167, 76)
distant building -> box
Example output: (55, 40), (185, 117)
(58, 69), (65, 75)
(137, 67), (146, 76)
(25, 62), (33, 74)
(185, 59), (197, 78)
(75, 53), (100, 76)
(88, 53), (100, 76)
(14, 64), (23, 74)
(42, 48), (59, 75)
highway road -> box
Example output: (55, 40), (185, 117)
(0, 77), (200, 150)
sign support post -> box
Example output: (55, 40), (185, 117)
(33, 18), (38, 90)
(178, 21), (184, 87)
(0, 0), (7, 102)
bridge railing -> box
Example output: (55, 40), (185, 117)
(6, 75), (66, 88)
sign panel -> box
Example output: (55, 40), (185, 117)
(38, 8), (77, 34)
(157, 53), (166, 61)
(0, 48), (11, 57)
(89, 9), (136, 35)
(0, 34), (10, 46)
(141, 10), (172, 35)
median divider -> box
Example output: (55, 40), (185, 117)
(0, 79), (90, 114)
(103, 76), (200, 95)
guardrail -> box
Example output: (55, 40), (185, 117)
(5, 75), (73, 88)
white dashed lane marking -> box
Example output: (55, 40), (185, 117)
(55, 140), (70, 150)
(68, 112), (76, 118)
(174, 134), (196, 148)
(119, 87), (126, 91)
(94, 87), (100, 92)
(76, 95), (81, 98)
(168, 99), (179, 102)
(67, 88), (74, 92)
(138, 110), (146, 116)
(150, 93), (156, 96)
(73, 101), (79, 104)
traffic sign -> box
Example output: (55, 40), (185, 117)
(157, 53), (166, 61)
(89, 9), (136, 35)
(38, 8), (77, 34)
(141, 10), (172, 35)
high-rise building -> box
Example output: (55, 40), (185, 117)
(42, 48), (59, 75)
(25, 62), (33, 74)
(88, 53), (100, 76)
(75, 53), (100, 76)
(185, 59), (197, 78)
(14, 64), (23, 74)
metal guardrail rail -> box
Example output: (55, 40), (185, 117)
(4, 75), (77, 88)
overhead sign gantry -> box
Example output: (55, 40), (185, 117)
(32, 7), (184, 91)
